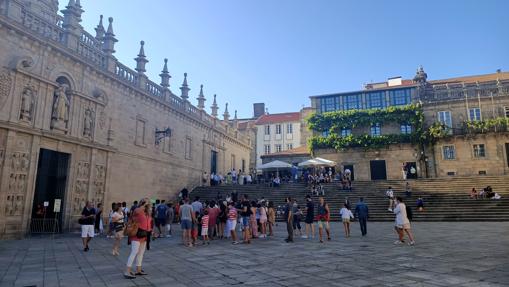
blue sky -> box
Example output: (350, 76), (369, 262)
(65, 0), (509, 118)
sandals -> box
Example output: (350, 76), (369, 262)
(135, 270), (148, 276)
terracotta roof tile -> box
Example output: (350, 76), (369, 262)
(255, 112), (300, 125)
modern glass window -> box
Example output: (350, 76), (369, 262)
(370, 123), (381, 136)
(389, 89), (411, 106)
(264, 125), (270, 135)
(319, 96), (339, 112)
(438, 111), (452, 129)
(400, 124), (412, 134)
(286, 123), (293, 134)
(341, 128), (352, 137)
(443, 145), (456, 160)
(473, 144), (486, 158)
(275, 144), (282, 153)
(469, 108), (481, 121)
(286, 144), (293, 150)
(264, 144), (271, 154)
(366, 92), (385, 109)
(344, 94), (360, 110)
(275, 124), (282, 134)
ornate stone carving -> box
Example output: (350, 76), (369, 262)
(98, 110), (106, 130)
(93, 164), (106, 205)
(83, 108), (95, 138)
(8, 152), (30, 193)
(20, 87), (36, 122)
(0, 69), (12, 109)
(73, 161), (90, 214)
(51, 84), (70, 132)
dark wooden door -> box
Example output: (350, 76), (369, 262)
(370, 160), (387, 180)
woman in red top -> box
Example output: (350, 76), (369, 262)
(124, 198), (152, 279)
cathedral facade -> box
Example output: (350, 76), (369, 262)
(0, 0), (251, 238)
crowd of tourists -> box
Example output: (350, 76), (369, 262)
(78, 186), (417, 280)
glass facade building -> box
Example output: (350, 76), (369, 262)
(316, 87), (414, 113)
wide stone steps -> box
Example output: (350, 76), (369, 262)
(191, 176), (509, 222)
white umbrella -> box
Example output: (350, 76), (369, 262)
(257, 160), (293, 169)
(314, 157), (336, 167)
(298, 159), (322, 167)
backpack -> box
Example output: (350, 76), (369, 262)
(406, 205), (413, 221)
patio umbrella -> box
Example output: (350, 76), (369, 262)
(257, 160), (293, 169)
(297, 159), (322, 167)
(314, 157), (336, 167)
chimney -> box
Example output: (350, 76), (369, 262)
(253, 103), (265, 118)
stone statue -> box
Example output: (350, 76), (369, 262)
(83, 108), (94, 138)
(20, 88), (33, 121)
(51, 85), (70, 130)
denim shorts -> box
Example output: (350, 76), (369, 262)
(181, 219), (192, 230)
(241, 217), (250, 228)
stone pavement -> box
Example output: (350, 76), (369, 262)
(0, 222), (508, 287)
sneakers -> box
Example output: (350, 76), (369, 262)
(388, 208), (393, 212)
(166, 235), (171, 238)
(393, 240), (404, 245)
(301, 235), (308, 239)
(232, 241), (239, 245)
(408, 241), (415, 246)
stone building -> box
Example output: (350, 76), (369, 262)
(310, 68), (509, 181)
(0, 0), (250, 238)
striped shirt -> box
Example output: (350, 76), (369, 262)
(228, 208), (237, 220)
(201, 215), (209, 228)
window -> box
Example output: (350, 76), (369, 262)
(275, 144), (282, 153)
(344, 94), (360, 110)
(367, 92), (384, 109)
(231, 154), (236, 170)
(135, 119), (146, 146)
(286, 144), (293, 150)
(469, 108), (481, 121)
(505, 106), (509, 118)
(286, 123), (293, 134)
(275, 124), (282, 134)
(264, 144), (271, 155)
(322, 130), (329, 137)
(264, 125), (270, 135)
(370, 123), (381, 136)
(443, 145), (456, 160)
(341, 128), (352, 137)
(400, 124), (412, 134)
(320, 96), (339, 112)
(390, 89), (411, 106)
(185, 137), (192, 160)
(438, 111), (452, 129)
(473, 144), (486, 158)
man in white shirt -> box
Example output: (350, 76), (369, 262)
(386, 187), (394, 212)
(393, 197), (415, 246)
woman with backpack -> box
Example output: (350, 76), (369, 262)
(124, 198), (153, 279)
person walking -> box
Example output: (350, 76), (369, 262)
(80, 201), (96, 252)
(218, 201), (227, 239)
(227, 202), (239, 244)
(386, 186), (395, 212)
(207, 201), (220, 239)
(317, 196), (331, 243)
(155, 200), (168, 238)
(284, 197), (294, 243)
(339, 204), (354, 238)
(179, 198), (195, 247)
(124, 198), (152, 279)
(239, 195), (252, 244)
(94, 203), (103, 236)
(393, 197), (415, 246)
(165, 202), (174, 237)
(111, 204), (125, 255)
(267, 201), (276, 237)
(354, 197), (369, 236)
(292, 200), (303, 237)
(258, 202), (268, 238)
(303, 195), (315, 239)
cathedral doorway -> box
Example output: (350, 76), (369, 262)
(210, 150), (218, 174)
(30, 149), (70, 234)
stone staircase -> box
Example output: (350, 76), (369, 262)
(191, 176), (509, 222)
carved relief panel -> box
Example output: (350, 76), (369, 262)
(19, 86), (37, 124)
(72, 147), (91, 215)
(0, 68), (13, 110)
(5, 134), (31, 218)
(91, 150), (107, 205)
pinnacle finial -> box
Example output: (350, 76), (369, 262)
(107, 17), (114, 34)
(211, 94), (219, 117)
(234, 110), (238, 120)
(95, 15), (105, 40)
(223, 103), (230, 121)
(197, 84), (206, 110)
(180, 73), (190, 100)
(75, 0), (81, 7)
(160, 58), (171, 88)
(138, 41), (146, 57)
(135, 41), (148, 74)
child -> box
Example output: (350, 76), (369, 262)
(201, 209), (210, 245)
(416, 197), (425, 212)
(339, 203), (354, 238)
(227, 202), (239, 244)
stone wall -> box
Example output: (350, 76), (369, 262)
(0, 10), (250, 238)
